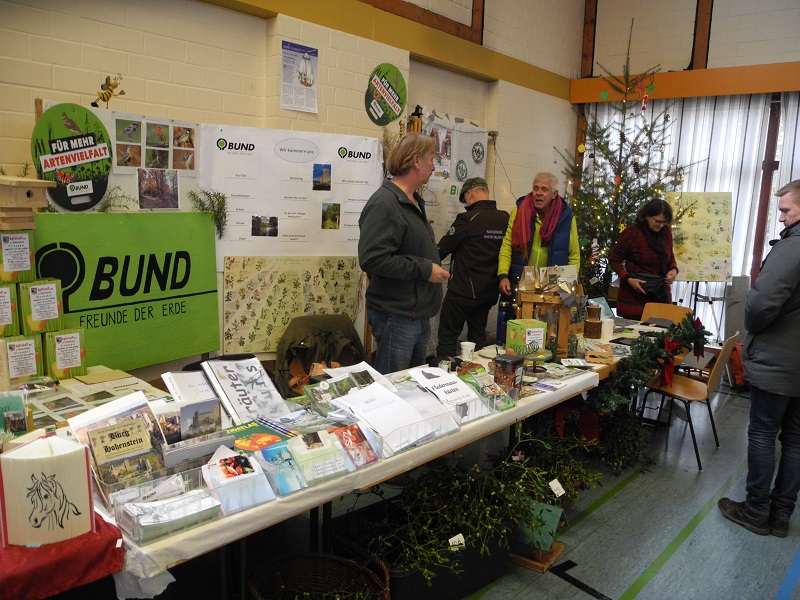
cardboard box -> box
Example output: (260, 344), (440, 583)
(505, 319), (547, 356)
(43, 328), (87, 380)
(0, 334), (44, 391)
(18, 278), (64, 335)
(0, 231), (36, 284)
(0, 283), (19, 337)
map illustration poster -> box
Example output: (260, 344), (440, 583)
(222, 256), (359, 353)
(667, 192), (732, 282)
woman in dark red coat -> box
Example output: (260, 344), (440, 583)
(609, 199), (679, 320)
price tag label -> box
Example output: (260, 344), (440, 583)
(549, 478), (566, 497)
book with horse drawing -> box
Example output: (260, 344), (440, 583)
(0, 435), (94, 546)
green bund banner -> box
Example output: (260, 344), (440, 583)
(33, 213), (219, 370)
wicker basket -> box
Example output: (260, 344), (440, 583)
(249, 553), (390, 600)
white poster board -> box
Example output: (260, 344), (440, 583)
(198, 124), (382, 270)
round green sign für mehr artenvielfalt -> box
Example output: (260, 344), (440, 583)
(31, 103), (113, 212)
(364, 63), (407, 126)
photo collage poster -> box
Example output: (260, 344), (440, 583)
(421, 111), (489, 243)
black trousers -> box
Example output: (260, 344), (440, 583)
(436, 292), (497, 357)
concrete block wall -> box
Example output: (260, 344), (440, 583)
(487, 80), (578, 212)
(407, 0), (473, 25)
(263, 14), (406, 137)
(593, 0), (697, 76)
(0, 0), (268, 174)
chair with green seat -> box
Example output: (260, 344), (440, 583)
(639, 331), (739, 471)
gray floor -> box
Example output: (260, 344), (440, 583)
(469, 382), (800, 600)
(52, 380), (800, 600)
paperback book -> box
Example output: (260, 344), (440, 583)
(302, 374), (356, 415)
(201, 358), (291, 425)
(161, 371), (218, 405)
(67, 391), (168, 487)
(226, 419), (295, 455)
(257, 440), (307, 496)
(408, 367), (490, 424)
(329, 422), (379, 470)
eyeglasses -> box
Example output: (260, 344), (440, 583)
(649, 217), (670, 225)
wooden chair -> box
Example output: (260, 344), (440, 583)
(640, 302), (693, 325)
(639, 332), (739, 471)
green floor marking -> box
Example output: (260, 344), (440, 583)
(619, 459), (747, 599)
(557, 469), (646, 538)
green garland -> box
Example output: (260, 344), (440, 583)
(583, 313), (710, 413)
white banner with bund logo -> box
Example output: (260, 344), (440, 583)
(198, 124), (382, 270)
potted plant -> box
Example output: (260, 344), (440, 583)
(331, 429), (603, 598)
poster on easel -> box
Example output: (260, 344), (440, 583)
(667, 192), (732, 282)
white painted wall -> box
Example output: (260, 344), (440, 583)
(484, 0), (585, 78)
(709, 0), (800, 68)
(593, 0), (697, 75)
(594, 0), (800, 76)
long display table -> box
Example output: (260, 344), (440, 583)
(115, 369), (599, 598)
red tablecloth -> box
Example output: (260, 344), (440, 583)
(0, 513), (124, 600)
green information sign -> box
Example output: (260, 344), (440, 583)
(33, 213), (219, 370)
(364, 63), (407, 126)
(31, 103), (113, 212)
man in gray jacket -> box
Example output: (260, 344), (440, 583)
(359, 132), (450, 374)
(719, 179), (800, 537)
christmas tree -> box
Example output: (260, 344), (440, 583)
(559, 23), (690, 298)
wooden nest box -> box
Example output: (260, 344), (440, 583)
(0, 176), (54, 230)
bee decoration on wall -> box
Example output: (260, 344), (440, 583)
(91, 74), (125, 108)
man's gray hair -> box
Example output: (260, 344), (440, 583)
(533, 171), (558, 190)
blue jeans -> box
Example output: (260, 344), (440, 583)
(368, 307), (430, 374)
(746, 385), (800, 520)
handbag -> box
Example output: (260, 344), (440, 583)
(629, 272), (665, 295)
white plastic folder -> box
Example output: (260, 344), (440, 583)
(0, 435), (94, 546)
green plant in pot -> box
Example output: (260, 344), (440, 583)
(488, 421), (603, 559)
(333, 454), (558, 596)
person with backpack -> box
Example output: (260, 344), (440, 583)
(718, 179), (800, 538)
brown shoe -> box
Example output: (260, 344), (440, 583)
(770, 514), (790, 538)
(718, 498), (769, 535)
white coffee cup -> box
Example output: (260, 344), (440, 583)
(460, 341), (476, 360)
(601, 318), (615, 339)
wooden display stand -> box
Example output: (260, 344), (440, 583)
(517, 290), (572, 353)
(510, 541), (566, 573)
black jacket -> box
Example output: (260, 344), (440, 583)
(438, 200), (509, 302)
